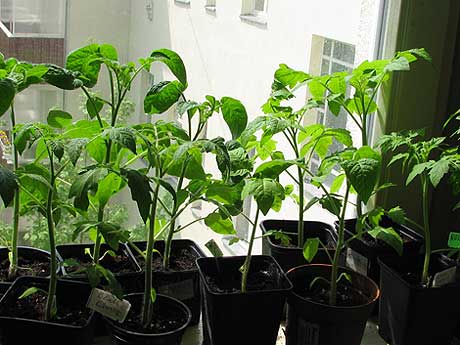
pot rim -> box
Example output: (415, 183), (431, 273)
(0, 276), (94, 329)
(105, 293), (192, 337)
(197, 255), (293, 296)
(287, 263), (380, 310)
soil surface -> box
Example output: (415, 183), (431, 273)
(135, 247), (199, 272)
(295, 278), (370, 307)
(4, 288), (90, 326)
(64, 253), (136, 275)
(0, 257), (50, 282)
(205, 262), (282, 293)
(121, 297), (188, 333)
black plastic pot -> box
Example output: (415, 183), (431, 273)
(0, 276), (95, 345)
(338, 216), (423, 285)
(261, 220), (337, 272)
(378, 255), (460, 345)
(0, 246), (56, 284)
(127, 239), (206, 325)
(104, 293), (191, 345)
(285, 264), (379, 345)
(57, 243), (142, 293)
(197, 255), (292, 345)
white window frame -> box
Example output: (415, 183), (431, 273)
(240, 0), (268, 25)
(205, 0), (216, 13)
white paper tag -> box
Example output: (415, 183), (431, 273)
(158, 279), (194, 300)
(86, 288), (131, 323)
(346, 248), (368, 276)
(433, 266), (457, 288)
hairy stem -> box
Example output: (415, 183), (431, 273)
(241, 208), (260, 293)
(421, 174), (431, 285)
(329, 185), (350, 306)
(8, 105), (19, 279)
(142, 184), (160, 328)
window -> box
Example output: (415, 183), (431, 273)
(240, 0), (268, 25)
(0, 0), (65, 38)
(205, 0), (216, 13)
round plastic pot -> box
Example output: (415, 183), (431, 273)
(260, 220), (337, 272)
(337, 216), (423, 285)
(0, 276), (95, 345)
(285, 264), (379, 345)
(197, 255), (293, 345)
(0, 246), (58, 282)
(104, 293), (191, 345)
(378, 255), (460, 345)
(126, 239), (206, 326)
(57, 243), (142, 292)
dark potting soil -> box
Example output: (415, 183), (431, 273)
(356, 231), (413, 248)
(4, 288), (90, 326)
(271, 236), (336, 250)
(121, 298), (187, 334)
(294, 278), (369, 307)
(65, 254), (135, 275)
(136, 247), (199, 272)
(0, 257), (50, 282)
(205, 262), (281, 294)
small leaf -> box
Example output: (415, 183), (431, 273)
(150, 49), (187, 86)
(0, 78), (15, 117)
(342, 156), (381, 204)
(144, 80), (185, 115)
(106, 127), (137, 154)
(429, 159), (450, 188)
(387, 206), (406, 225)
(303, 238), (320, 262)
(220, 97), (248, 140)
(0, 166), (18, 207)
(204, 212), (236, 235)
(121, 169), (152, 224)
(42, 64), (84, 90)
(254, 160), (294, 179)
(242, 178), (285, 215)
(19, 287), (44, 299)
(150, 288), (157, 303)
(368, 226), (403, 256)
(47, 110), (72, 128)
(86, 98), (103, 119)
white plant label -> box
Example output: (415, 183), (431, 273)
(433, 266), (457, 288)
(346, 248), (368, 276)
(86, 288), (131, 323)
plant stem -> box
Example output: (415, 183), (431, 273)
(93, 206), (104, 264)
(241, 208), (260, 293)
(8, 105), (19, 279)
(329, 185), (350, 306)
(142, 184), (160, 328)
(45, 153), (57, 321)
(421, 174), (431, 285)
(297, 166), (305, 247)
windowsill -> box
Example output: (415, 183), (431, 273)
(204, 5), (216, 13)
(239, 14), (267, 26)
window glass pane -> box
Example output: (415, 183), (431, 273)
(331, 62), (352, 73)
(254, 0), (265, 12)
(323, 38), (332, 56)
(321, 59), (330, 75)
(332, 41), (356, 64)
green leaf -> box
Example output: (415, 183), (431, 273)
(105, 127), (137, 154)
(94, 172), (125, 208)
(19, 287), (44, 299)
(254, 159), (294, 179)
(384, 56), (410, 73)
(303, 237), (320, 262)
(144, 80), (185, 114)
(204, 212), (236, 235)
(429, 158), (450, 187)
(206, 182), (242, 206)
(0, 78), (15, 117)
(121, 169), (152, 224)
(220, 97), (248, 140)
(319, 196), (342, 217)
(69, 168), (107, 211)
(99, 222), (129, 251)
(86, 98), (103, 119)
(330, 174), (345, 193)
(406, 161), (433, 185)
(66, 44), (103, 88)
(42, 64), (84, 90)
(368, 226), (403, 256)
(47, 110), (72, 128)
(274, 64), (310, 88)
(0, 166), (18, 207)
(242, 179), (285, 215)
(151, 49), (187, 86)
(150, 288), (157, 303)
(68, 138), (89, 166)
(387, 206), (406, 225)
(342, 155), (381, 204)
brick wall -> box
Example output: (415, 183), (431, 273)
(0, 29), (64, 66)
